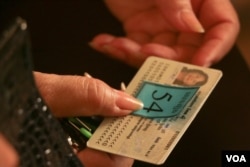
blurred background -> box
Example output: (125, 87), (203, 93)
(232, 0), (250, 69)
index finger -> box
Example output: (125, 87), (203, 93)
(191, 0), (240, 66)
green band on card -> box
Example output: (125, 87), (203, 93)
(133, 82), (199, 118)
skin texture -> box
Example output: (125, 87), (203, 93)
(0, 135), (19, 167)
(78, 148), (134, 167)
(90, 0), (240, 68)
(0, 1), (240, 166)
(33, 72), (143, 117)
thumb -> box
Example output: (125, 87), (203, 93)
(34, 72), (143, 117)
(78, 148), (134, 167)
(156, 0), (205, 33)
(0, 134), (19, 167)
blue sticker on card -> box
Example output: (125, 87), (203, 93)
(133, 82), (199, 118)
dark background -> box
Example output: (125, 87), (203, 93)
(1, 1), (250, 166)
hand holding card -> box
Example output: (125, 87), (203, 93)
(87, 56), (222, 164)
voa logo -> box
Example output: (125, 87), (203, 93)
(226, 154), (247, 163)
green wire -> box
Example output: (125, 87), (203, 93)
(79, 127), (92, 139)
(68, 118), (92, 139)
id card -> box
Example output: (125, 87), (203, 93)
(87, 56), (222, 164)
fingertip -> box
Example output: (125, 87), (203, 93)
(89, 33), (115, 50)
(180, 10), (205, 33)
(91, 36), (144, 67)
(156, 0), (204, 33)
(191, 48), (222, 67)
(140, 43), (178, 60)
(115, 90), (144, 113)
(91, 33), (115, 44)
(192, 59), (212, 67)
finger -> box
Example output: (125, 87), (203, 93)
(192, 24), (238, 67)
(90, 34), (180, 67)
(126, 32), (151, 45)
(78, 148), (134, 167)
(34, 72), (143, 117)
(155, 0), (205, 33)
(140, 43), (178, 61)
(89, 33), (115, 50)
(90, 34), (145, 67)
(128, 31), (178, 46)
(0, 135), (19, 167)
(191, 0), (240, 67)
(151, 32), (178, 46)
